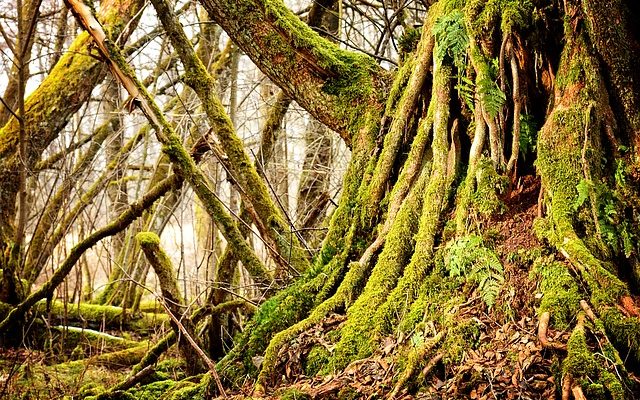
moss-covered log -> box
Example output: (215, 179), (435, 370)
(34, 300), (168, 332)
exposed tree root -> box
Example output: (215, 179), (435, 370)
(537, 311), (567, 351)
(390, 331), (444, 398)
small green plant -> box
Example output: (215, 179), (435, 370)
(398, 27), (421, 56)
(572, 177), (637, 255)
(433, 10), (469, 71)
(445, 235), (504, 307)
(573, 179), (592, 211)
(519, 114), (537, 159)
(476, 58), (506, 118)
(455, 75), (475, 110)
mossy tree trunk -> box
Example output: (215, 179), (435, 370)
(198, 0), (640, 397)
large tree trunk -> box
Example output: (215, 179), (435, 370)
(199, 0), (640, 398)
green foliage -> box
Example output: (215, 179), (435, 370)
(573, 179), (592, 211)
(477, 59), (506, 118)
(572, 177), (636, 255)
(411, 331), (425, 347)
(433, 10), (469, 71)
(398, 27), (421, 56)
(444, 235), (504, 307)
(433, 8), (477, 112)
(455, 75), (475, 110)
(518, 114), (537, 159)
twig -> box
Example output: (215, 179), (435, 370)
(110, 364), (155, 392)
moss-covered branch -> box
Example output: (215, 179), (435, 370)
(149, 0), (310, 275)
(136, 232), (203, 374)
(198, 0), (388, 144)
(34, 300), (168, 332)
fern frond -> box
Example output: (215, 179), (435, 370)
(445, 235), (504, 307)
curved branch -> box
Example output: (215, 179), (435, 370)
(198, 0), (388, 144)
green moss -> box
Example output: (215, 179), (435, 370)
(398, 265), (462, 333)
(155, 358), (187, 381)
(564, 324), (598, 377)
(34, 300), (169, 332)
(303, 345), (330, 376)
(398, 28), (421, 58)
(561, 320), (628, 399)
(128, 380), (178, 400)
(52, 326), (140, 357)
(117, 374), (211, 400)
(12, 353), (129, 399)
(600, 308), (640, 364)
(464, 0), (533, 38)
(584, 382), (606, 399)
(464, 0), (502, 38)
(500, 0), (533, 33)
(330, 164), (427, 368)
(445, 319), (482, 363)
(536, 26), (632, 337)
(92, 391), (137, 400)
(532, 257), (581, 330)
(276, 388), (311, 400)
(600, 370), (625, 400)
(471, 157), (507, 215)
(260, 0), (386, 137)
(135, 232), (160, 245)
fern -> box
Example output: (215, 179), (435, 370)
(614, 159), (626, 187)
(445, 235), (504, 307)
(433, 10), (469, 71)
(455, 75), (476, 111)
(477, 75), (506, 118)
(573, 179), (592, 211)
(518, 114), (537, 159)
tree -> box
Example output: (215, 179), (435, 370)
(1, 0), (640, 398)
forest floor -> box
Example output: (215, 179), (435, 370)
(1, 176), (639, 399)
